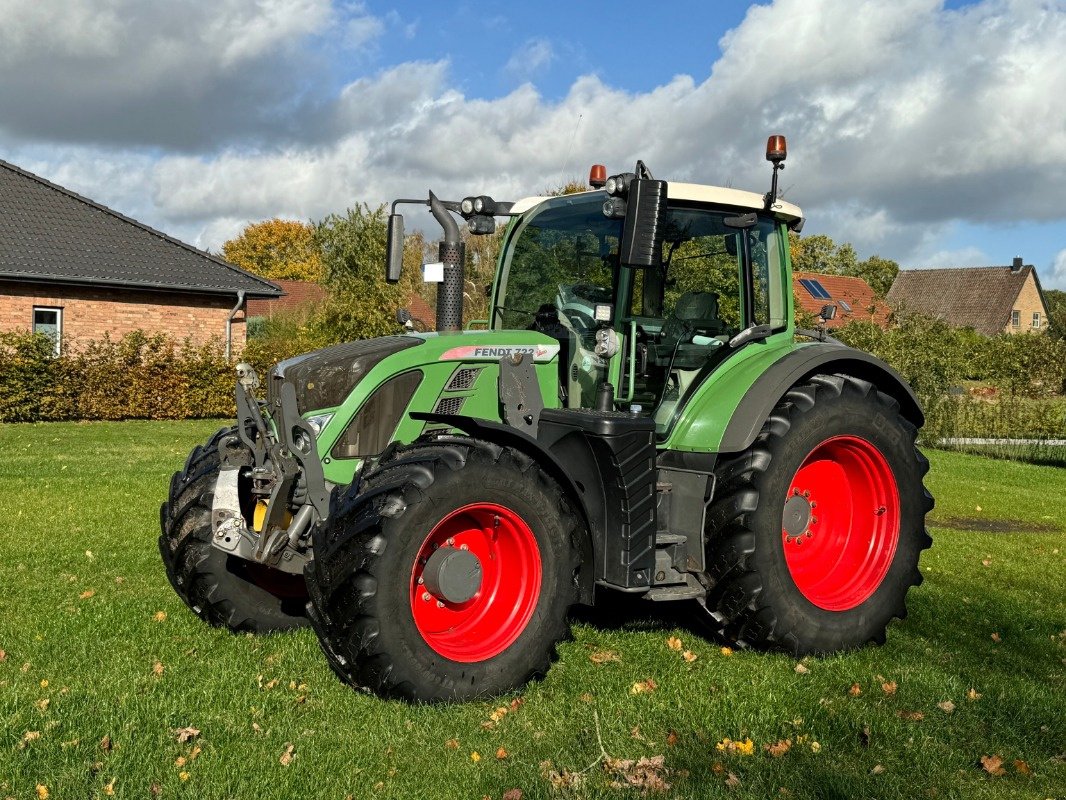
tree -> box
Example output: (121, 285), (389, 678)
(222, 219), (322, 282)
(788, 232), (899, 297)
(1044, 288), (1066, 341)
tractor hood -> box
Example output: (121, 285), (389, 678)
(269, 336), (423, 414)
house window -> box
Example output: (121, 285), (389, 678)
(1032, 312), (1041, 329)
(1011, 309), (1020, 328)
(33, 307), (62, 355)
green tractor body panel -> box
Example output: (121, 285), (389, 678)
(311, 330), (561, 485)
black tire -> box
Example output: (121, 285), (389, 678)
(159, 426), (309, 634)
(704, 374), (933, 654)
(305, 437), (581, 702)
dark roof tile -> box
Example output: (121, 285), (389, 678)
(0, 159), (280, 297)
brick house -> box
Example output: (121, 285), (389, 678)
(0, 159), (280, 356)
(793, 271), (891, 329)
(886, 259), (1050, 335)
(248, 279), (438, 330)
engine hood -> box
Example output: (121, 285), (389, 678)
(269, 335), (423, 413)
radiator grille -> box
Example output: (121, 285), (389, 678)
(433, 396), (466, 416)
(446, 367), (481, 392)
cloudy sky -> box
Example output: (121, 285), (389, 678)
(1, 0), (1064, 288)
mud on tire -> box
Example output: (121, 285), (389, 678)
(305, 437), (582, 702)
(159, 426), (309, 633)
(704, 374), (933, 654)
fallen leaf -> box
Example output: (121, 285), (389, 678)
(937, 700), (956, 714)
(502, 790), (523, 800)
(980, 754), (1005, 776)
(0, 649), (7, 662)
(630, 679), (658, 695)
(580, 692), (594, 703)
(897, 710), (924, 721)
(725, 772), (740, 787)
(509, 697), (524, 711)
(540, 760), (584, 790)
(881, 681), (898, 695)
(85, 550), (94, 560)
(279, 743), (295, 766)
(794, 663), (809, 675)
(716, 737), (755, 756)
(20, 730), (41, 748)
(114, 576), (125, 584)
(966, 688), (982, 701)
(174, 726), (200, 743)
(1012, 759), (1031, 775)
(174, 756), (186, 768)
(981, 559), (992, 567)
(39, 679), (48, 688)
(153, 611), (167, 622)
(870, 764), (885, 775)
(252, 723), (263, 734)
(666, 636), (683, 651)
(848, 683), (862, 697)
(103, 778), (115, 796)
(666, 731), (679, 747)
(683, 650), (698, 662)
(79, 590), (95, 600)
(604, 754), (672, 793)
(150, 783), (161, 796)
(975, 505), (982, 512)
(810, 741), (822, 753)
(764, 739), (792, 757)
(495, 747), (508, 760)
(719, 647), (733, 656)
(36, 785), (49, 800)
(470, 751), (481, 763)
(152, 661), (164, 677)
(100, 735), (112, 752)
(991, 632), (1001, 643)
(179, 771), (190, 782)
(445, 738), (459, 750)
(489, 706), (509, 722)
(35, 698), (50, 711)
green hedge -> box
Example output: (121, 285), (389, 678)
(0, 330), (234, 422)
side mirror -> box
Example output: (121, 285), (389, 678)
(385, 214), (405, 283)
(618, 179), (668, 269)
(396, 307), (412, 326)
(820, 303), (837, 321)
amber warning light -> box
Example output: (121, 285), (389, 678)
(589, 164), (607, 188)
(766, 135), (787, 164)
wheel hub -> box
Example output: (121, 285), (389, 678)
(782, 493), (813, 540)
(422, 546), (482, 604)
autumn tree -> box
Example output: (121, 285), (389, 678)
(788, 232), (899, 297)
(222, 219), (323, 282)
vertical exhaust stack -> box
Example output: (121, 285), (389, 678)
(429, 192), (465, 332)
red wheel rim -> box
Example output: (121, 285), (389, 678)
(781, 435), (900, 611)
(410, 503), (541, 662)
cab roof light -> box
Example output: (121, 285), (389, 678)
(589, 164), (607, 188)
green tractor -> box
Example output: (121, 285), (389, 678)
(160, 136), (932, 702)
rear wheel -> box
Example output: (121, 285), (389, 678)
(305, 438), (581, 702)
(704, 374), (933, 654)
(159, 427), (309, 633)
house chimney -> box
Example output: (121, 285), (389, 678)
(1011, 256), (1023, 272)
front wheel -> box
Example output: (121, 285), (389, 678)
(305, 438), (581, 702)
(704, 374), (933, 654)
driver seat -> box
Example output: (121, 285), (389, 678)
(661, 291), (726, 342)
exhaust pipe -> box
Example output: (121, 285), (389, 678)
(429, 191), (465, 332)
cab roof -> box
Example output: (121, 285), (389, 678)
(510, 183), (803, 225)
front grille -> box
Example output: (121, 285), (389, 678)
(446, 367), (481, 391)
(433, 396), (466, 416)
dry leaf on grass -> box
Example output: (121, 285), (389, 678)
(589, 649), (621, 664)
(502, 790), (523, 800)
(716, 738), (755, 756)
(870, 764), (885, 775)
(470, 751), (481, 763)
(604, 754), (672, 794)
(99, 735), (112, 752)
(967, 688), (982, 701)
(937, 700), (955, 714)
(540, 760), (584, 791)
(178, 771), (190, 781)
(19, 731), (41, 749)
(764, 739), (792, 757)
(683, 650), (698, 662)
(445, 738), (459, 750)
(152, 611), (167, 622)
(0, 648), (6, 662)
(102, 778), (116, 796)
(794, 663), (809, 674)
(881, 681), (898, 695)
(152, 661), (164, 677)
(991, 632), (1002, 643)
(980, 754), (1006, 776)
(897, 710), (924, 721)
(848, 683), (862, 697)
(279, 744), (295, 766)
(79, 590), (95, 600)
(630, 679), (658, 695)
(666, 731), (679, 747)
(35, 698), (49, 711)
(725, 772), (741, 788)
(719, 647), (733, 656)
(174, 756), (186, 768)
(489, 706), (510, 723)
(1012, 759), (1032, 775)
(174, 726), (200, 743)
(36, 785), (49, 800)
(495, 747), (508, 760)
(666, 636), (683, 651)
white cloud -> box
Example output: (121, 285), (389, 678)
(1050, 248), (1066, 290)
(2, 0), (1064, 269)
(504, 39), (555, 80)
(912, 246), (992, 269)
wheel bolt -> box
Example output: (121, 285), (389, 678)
(417, 577), (424, 585)
(436, 600), (444, 608)
(802, 490), (811, 498)
(422, 592), (431, 601)
(446, 537), (455, 546)
(459, 543), (469, 551)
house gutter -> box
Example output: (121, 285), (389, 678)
(226, 290), (246, 360)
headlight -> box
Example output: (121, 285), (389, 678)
(305, 413), (334, 437)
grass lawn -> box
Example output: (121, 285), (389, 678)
(1, 420), (1063, 799)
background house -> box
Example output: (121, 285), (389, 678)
(0, 159), (280, 356)
(886, 259), (1049, 335)
(793, 271), (891, 329)
(248, 278), (438, 331)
